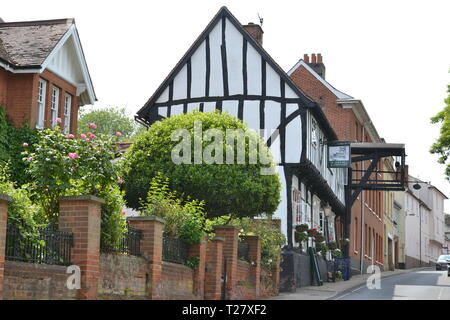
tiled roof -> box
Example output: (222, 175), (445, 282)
(0, 18), (73, 68)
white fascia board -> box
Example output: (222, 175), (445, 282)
(287, 59), (353, 100)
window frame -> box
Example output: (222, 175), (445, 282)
(36, 79), (47, 129)
(63, 93), (72, 133)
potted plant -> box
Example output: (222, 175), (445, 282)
(339, 238), (350, 246)
(307, 228), (319, 237)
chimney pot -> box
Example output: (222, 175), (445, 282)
(311, 53), (317, 63)
(303, 54), (310, 63)
(243, 23), (264, 46)
(317, 53), (322, 63)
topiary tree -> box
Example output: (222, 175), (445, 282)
(120, 110), (281, 219)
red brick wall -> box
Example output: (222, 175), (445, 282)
(159, 262), (196, 300)
(259, 268), (279, 298)
(98, 253), (147, 299)
(3, 261), (77, 300)
(0, 68), (78, 133)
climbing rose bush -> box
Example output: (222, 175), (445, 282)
(22, 125), (121, 221)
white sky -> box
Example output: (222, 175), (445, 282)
(3, 0), (450, 210)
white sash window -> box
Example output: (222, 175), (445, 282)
(64, 94), (72, 133)
(51, 87), (60, 127)
(36, 79), (47, 129)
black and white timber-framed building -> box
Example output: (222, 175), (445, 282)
(135, 7), (347, 248)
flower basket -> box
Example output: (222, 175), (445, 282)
(307, 228), (318, 237)
(331, 249), (342, 258)
(295, 224), (309, 233)
(339, 238), (350, 246)
(327, 241), (337, 250)
(314, 234), (325, 243)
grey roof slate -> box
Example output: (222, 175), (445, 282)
(0, 18), (73, 68)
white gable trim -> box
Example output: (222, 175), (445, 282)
(41, 25), (96, 105)
(287, 59), (353, 100)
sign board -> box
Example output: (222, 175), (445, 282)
(328, 142), (351, 168)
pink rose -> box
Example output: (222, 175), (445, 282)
(68, 153), (79, 159)
(117, 177), (124, 184)
(26, 157), (34, 162)
(115, 132), (122, 137)
(121, 211), (126, 215)
(88, 123), (97, 129)
(22, 143), (28, 147)
(87, 132), (96, 139)
(65, 134), (75, 139)
(80, 134), (86, 139)
(55, 118), (62, 124)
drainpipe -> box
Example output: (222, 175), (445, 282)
(360, 126), (366, 274)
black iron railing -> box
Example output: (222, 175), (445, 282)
(101, 226), (143, 256)
(5, 222), (74, 266)
(162, 233), (188, 264)
(238, 241), (250, 262)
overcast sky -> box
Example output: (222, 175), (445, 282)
(3, 0), (450, 210)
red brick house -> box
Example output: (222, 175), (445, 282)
(289, 54), (385, 273)
(0, 18), (96, 133)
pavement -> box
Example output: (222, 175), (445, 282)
(270, 267), (431, 300)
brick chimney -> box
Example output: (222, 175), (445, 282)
(243, 22), (263, 46)
(304, 53), (326, 79)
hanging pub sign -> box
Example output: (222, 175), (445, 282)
(328, 141), (351, 168)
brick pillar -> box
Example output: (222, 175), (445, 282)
(204, 237), (224, 300)
(188, 237), (207, 299)
(0, 195), (11, 300)
(128, 216), (164, 299)
(59, 195), (104, 300)
(242, 235), (261, 299)
(214, 226), (239, 300)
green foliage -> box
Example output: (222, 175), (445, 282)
(0, 106), (39, 186)
(0, 163), (46, 237)
(331, 248), (342, 258)
(78, 106), (145, 139)
(224, 216), (286, 270)
(315, 241), (328, 258)
(183, 256), (200, 269)
(430, 75), (450, 180)
(140, 172), (208, 244)
(120, 110), (281, 219)
(98, 185), (128, 250)
(294, 231), (308, 243)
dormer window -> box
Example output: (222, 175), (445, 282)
(36, 79), (47, 129)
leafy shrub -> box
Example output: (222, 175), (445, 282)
(0, 106), (39, 187)
(98, 185), (128, 250)
(0, 163), (46, 236)
(140, 172), (208, 244)
(120, 110), (281, 219)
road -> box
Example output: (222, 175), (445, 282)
(335, 268), (450, 300)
